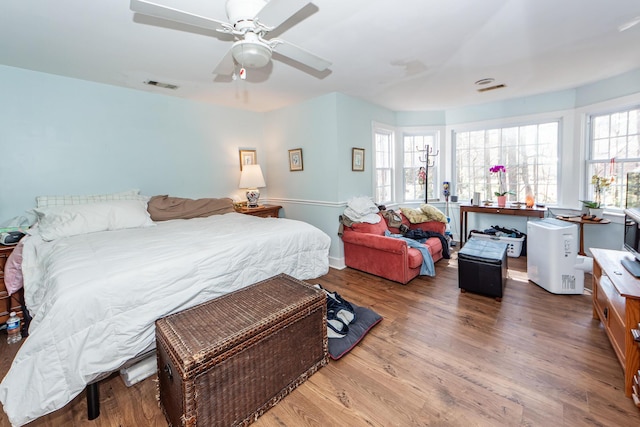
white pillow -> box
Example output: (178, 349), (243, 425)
(32, 200), (154, 241)
(35, 189), (149, 208)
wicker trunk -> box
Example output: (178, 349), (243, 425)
(156, 273), (328, 427)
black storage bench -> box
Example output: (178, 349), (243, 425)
(458, 238), (508, 301)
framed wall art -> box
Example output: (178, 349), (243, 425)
(239, 149), (256, 171)
(288, 148), (303, 171)
(352, 148), (365, 171)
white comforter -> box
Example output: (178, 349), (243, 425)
(0, 213), (330, 426)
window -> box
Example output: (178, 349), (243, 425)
(587, 106), (640, 209)
(373, 125), (441, 205)
(374, 127), (394, 205)
(454, 121), (559, 204)
(403, 133), (439, 203)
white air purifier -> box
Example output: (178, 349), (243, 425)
(527, 218), (584, 294)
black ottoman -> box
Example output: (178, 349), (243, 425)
(458, 238), (508, 301)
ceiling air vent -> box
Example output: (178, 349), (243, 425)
(144, 80), (179, 90)
(477, 84), (506, 93)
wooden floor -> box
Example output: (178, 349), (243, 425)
(2, 253), (640, 426)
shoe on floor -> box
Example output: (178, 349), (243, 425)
(314, 284), (356, 325)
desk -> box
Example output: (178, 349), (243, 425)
(591, 248), (640, 399)
(556, 215), (611, 256)
(460, 204), (546, 245)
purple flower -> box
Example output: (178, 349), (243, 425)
(489, 165), (513, 196)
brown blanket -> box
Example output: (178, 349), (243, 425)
(147, 195), (235, 221)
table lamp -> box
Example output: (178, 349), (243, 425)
(239, 164), (266, 208)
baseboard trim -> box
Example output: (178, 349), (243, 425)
(329, 256), (346, 270)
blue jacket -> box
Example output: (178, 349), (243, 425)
(384, 230), (435, 276)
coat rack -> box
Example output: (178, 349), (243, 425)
(417, 144), (439, 204)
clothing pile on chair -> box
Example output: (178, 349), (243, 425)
(338, 196), (382, 235)
(380, 208), (408, 232)
(343, 196), (381, 224)
(402, 229), (450, 259)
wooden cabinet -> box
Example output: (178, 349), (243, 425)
(634, 366), (640, 407)
(236, 204), (282, 218)
(591, 248), (640, 398)
(0, 245), (24, 326)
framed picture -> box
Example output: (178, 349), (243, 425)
(288, 148), (303, 171)
(352, 148), (365, 171)
(239, 150), (256, 171)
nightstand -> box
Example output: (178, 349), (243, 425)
(0, 245), (25, 328)
(236, 204), (282, 218)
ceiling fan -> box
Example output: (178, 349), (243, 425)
(130, 0), (331, 76)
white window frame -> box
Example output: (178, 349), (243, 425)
(401, 129), (441, 203)
(373, 124), (444, 206)
(449, 114), (563, 206)
(585, 104), (640, 210)
(372, 123), (395, 205)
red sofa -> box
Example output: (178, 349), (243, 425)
(341, 212), (446, 284)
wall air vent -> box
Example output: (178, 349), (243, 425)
(477, 84), (506, 93)
(144, 80), (179, 90)
(474, 78), (495, 86)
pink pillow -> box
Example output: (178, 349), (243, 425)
(4, 241), (24, 295)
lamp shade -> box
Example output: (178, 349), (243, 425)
(239, 164), (266, 189)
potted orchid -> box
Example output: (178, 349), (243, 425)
(489, 165), (514, 207)
(581, 174), (614, 216)
(591, 174), (614, 207)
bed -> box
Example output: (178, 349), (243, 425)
(0, 195), (331, 426)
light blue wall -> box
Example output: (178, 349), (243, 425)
(335, 93), (395, 202)
(263, 92), (395, 264)
(264, 93), (339, 203)
(442, 90), (578, 125)
(395, 110), (446, 127)
(0, 65), (263, 221)
(2, 63), (639, 265)
(575, 69), (640, 108)
(396, 69), (640, 127)
(262, 93), (342, 264)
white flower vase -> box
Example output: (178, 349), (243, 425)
(589, 208), (604, 218)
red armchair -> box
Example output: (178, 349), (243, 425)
(341, 212), (447, 284)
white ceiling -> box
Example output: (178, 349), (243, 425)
(2, 0), (639, 113)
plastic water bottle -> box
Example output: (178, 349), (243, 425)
(6, 312), (22, 344)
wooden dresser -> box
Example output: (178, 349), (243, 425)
(591, 248), (640, 400)
(235, 204), (282, 218)
(0, 245), (24, 326)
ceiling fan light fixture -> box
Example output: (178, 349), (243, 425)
(231, 40), (272, 68)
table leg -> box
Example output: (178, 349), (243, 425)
(460, 211), (466, 246)
(578, 223), (586, 256)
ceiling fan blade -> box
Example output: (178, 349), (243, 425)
(272, 40), (331, 71)
(255, 0), (309, 29)
(130, 0), (231, 32)
(212, 48), (236, 76)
